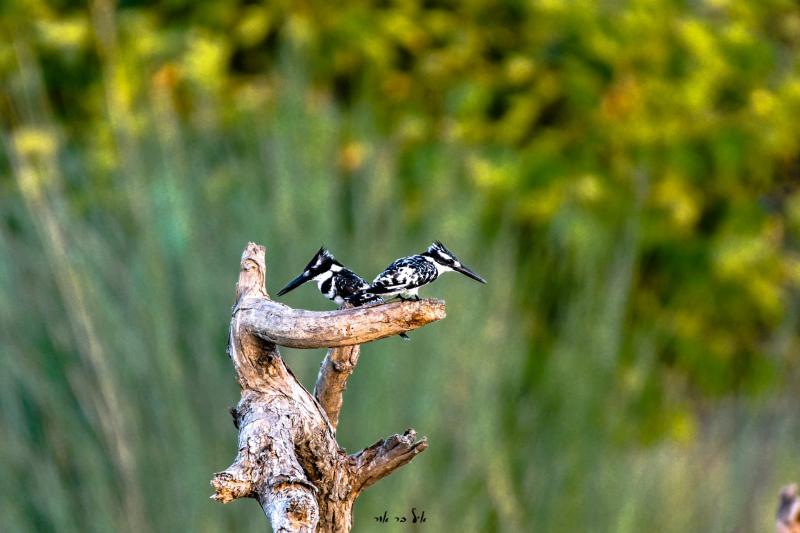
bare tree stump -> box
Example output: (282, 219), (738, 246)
(777, 484), (800, 533)
(211, 243), (445, 532)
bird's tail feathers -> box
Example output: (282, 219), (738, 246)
(364, 285), (394, 295)
(347, 292), (384, 306)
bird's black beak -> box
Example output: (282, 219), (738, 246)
(455, 264), (487, 284)
(277, 272), (311, 296)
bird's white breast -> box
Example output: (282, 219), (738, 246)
(314, 270), (333, 288)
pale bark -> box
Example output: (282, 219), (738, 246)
(238, 297), (445, 348)
(211, 243), (442, 532)
(314, 344), (360, 431)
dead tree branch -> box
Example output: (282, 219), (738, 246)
(237, 298), (444, 348)
(314, 343), (360, 431)
(349, 429), (429, 492)
(211, 243), (444, 532)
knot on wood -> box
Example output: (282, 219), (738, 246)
(269, 488), (320, 531)
(229, 406), (240, 429)
(331, 360), (350, 373)
(210, 472), (254, 503)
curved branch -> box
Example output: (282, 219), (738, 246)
(240, 298), (446, 348)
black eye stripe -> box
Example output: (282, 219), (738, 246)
(321, 277), (333, 294)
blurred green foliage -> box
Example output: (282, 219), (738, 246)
(2, 0), (800, 531)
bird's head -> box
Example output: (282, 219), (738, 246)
(424, 241), (486, 284)
(277, 246), (342, 296)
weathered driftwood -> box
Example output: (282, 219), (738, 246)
(777, 484), (800, 533)
(211, 243), (444, 532)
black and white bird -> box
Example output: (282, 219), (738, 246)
(277, 247), (383, 306)
(277, 247), (409, 339)
(365, 241), (486, 300)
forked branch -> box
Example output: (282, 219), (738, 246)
(211, 243), (443, 532)
(350, 429), (429, 492)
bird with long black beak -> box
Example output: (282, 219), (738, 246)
(277, 247), (383, 305)
(364, 241), (486, 301)
(277, 247), (409, 339)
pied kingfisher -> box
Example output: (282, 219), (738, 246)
(277, 247), (383, 306)
(365, 241), (486, 301)
(277, 247), (408, 339)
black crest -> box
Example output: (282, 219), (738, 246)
(303, 246), (340, 274)
(425, 240), (459, 266)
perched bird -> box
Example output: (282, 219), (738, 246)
(277, 247), (383, 306)
(365, 241), (486, 300)
(277, 247), (409, 339)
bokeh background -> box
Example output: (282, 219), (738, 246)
(2, 0), (800, 531)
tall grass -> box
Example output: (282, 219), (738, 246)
(2, 46), (799, 533)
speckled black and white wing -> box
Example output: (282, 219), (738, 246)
(335, 269), (370, 297)
(368, 255), (438, 296)
(327, 269), (384, 306)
